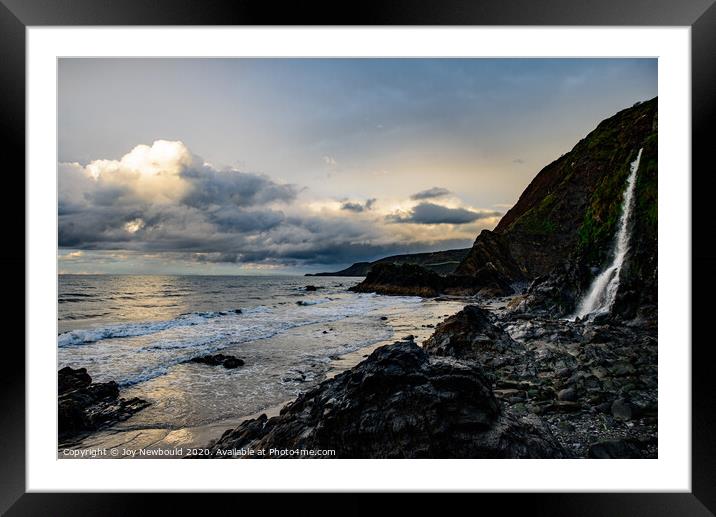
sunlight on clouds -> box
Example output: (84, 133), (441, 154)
(59, 250), (84, 260)
(76, 140), (195, 204)
(124, 218), (145, 234)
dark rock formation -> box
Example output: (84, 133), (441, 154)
(417, 303), (657, 458)
(185, 354), (245, 369)
(514, 258), (592, 317)
(205, 341), (567, 459)
(350, 262), (514, 298)
(58, 366), (149, 443)
(304, 285), (319, 291)
(454, 230), (526, 281)
(349, 263), (445, 297)
(423, 306), (523, 368)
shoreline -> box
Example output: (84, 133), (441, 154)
(58, 295), (470, 458)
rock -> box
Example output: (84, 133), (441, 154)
(350, 263), (444, 297)
(557, 420), (575, 432)
(222, 357), (245, 369)
(58, 366), (91, 394)
(305, 285), (319, 291)
(594, 401), (612, 414)
(494, 388), (523, 399)
(380, 316), (388, 320)
(423, 305), (523, 363)
(611, 398), (633, 420)
(556, 367), (572, 378)
(206, 342), (567, 459)
(557, 387), (578, 402)
(349, 261), (515, 298)
(186, 354), (245, 369)
(58, 367), (149, 443)
(454, 229), (526, 282)
(588, 439), (643, 459)
(401, 335), (415, 341)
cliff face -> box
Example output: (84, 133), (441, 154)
(457, 98), (658, 316)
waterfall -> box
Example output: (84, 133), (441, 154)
(573, 148), (643, 320)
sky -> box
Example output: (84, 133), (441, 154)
(58, 58), (657, 275)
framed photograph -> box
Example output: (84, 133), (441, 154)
(4, 0), (714, 513)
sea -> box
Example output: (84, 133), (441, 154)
(58, 274), (466, 435)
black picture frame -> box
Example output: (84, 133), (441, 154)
(3, 0), (714, 514)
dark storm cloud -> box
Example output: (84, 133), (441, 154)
(190, 237), (474, 267)
(181, 167), (297, 209)
(209, 206), (286, 233)
(410, 187), (451, 200)
(340, 198), (376, 213)
(388, 202), (501, 225)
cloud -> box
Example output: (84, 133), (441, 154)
(59, 140), (298, 250)
(59, 140), (498, 269)
(388, 202), (501, 225)
(323, 155), (337, 166)
(340, 198), (376, 213)
(410, 187), (451, 200)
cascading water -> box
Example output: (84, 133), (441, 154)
(573, 148), (643, 320)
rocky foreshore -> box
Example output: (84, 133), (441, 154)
(204, 338), (567, 458)
(58, 366), (150, 445)
(202, 301), (656, 459)
(426, 305), (657, 458)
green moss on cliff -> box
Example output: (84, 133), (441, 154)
(577, 120), (657, 265)
(517, 192), (557, 235)
(636, 133), (658, 232)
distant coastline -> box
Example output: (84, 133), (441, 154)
(306, 248), (470, 277)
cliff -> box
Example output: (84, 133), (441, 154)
(350, 98), (657, 318)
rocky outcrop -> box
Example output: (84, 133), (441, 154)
(350, 262), (514, 298)
(58, 366), (149, 444)
(185, 354), (245, 369)
(513, 257), (593, 317)
(454, 230), (526, 281)
(349, 263), (445, 297)
(205, 341), (567, 459)
(423, 305), (523, 368)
